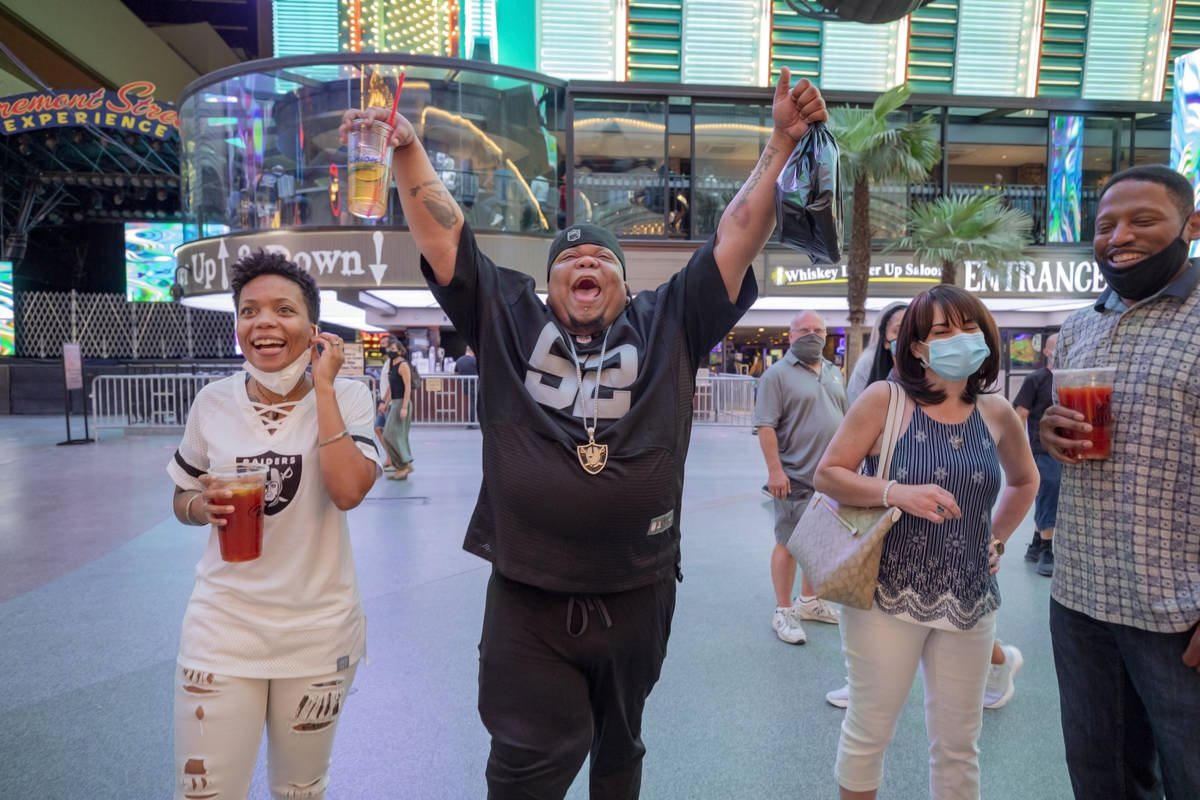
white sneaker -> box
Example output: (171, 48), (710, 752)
(825, 684), (850, 709)
(792, 595), (840, 624)
(772, 607), (807, 644)
(982, 644), (1024, 709)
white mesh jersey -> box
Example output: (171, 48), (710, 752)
(166, 374), (382, 679)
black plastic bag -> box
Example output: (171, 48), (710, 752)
(776, 122), (842, 264)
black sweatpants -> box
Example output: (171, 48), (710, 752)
(477, 569), (677, 800)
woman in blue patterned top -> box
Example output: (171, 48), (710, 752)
(815, 285), (1038, 800)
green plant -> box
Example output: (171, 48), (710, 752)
(896, 193), (1033, 286)
(827, 84), (940, 374)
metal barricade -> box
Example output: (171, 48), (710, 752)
(92, 372), (376, 433)
(91, 373), (219, 430)
(410, 374), (479, 426)
(89, 371), (750, 432)
(694, 375), (758, 426)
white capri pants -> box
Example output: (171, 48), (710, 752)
(174, 661), (358, 800)
(836, 605), (995, 799)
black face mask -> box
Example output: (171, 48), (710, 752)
(1097, 222), (1190, 302)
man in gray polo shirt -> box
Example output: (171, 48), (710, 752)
(754, 310), (847, 643)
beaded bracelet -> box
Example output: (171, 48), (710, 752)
(881, 479), (898, 507)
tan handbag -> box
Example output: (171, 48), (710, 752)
(785, 381), (905, 610)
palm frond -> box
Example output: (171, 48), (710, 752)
(897, 194), (1033, 274)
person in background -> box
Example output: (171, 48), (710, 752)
(378, 337), (414, 480)
(814, 284), (1037, 800)
(1012, 333), (1059, 577)
(754, 310), (845, 645)
(455, 345), (479, 426)
(748, 350), (764, 378)
(1039, 164), (1200, 800)
(846, 302), (908, 404)
(167, 251), (380, 799)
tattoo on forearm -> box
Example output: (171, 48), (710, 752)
(421, 186), (462, 230)
(409, 179), (439, 198)
(729, 144), (781, 224)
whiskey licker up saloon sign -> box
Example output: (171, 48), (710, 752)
(0, 81), (178, 139)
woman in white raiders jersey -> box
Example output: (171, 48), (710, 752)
(341, 68), (827, 798)
(166, 251), (381, 800)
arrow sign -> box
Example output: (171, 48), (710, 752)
(367, 231), (388, 286)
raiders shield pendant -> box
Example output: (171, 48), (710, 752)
(577, 440), (608, 475)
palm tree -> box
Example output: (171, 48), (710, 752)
(827, 85), (940, 375)
(897, 193), (1033, 286)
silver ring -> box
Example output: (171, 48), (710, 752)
(936, 504), (946, 515)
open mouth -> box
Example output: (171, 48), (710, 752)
(1107, 251), (1145, 267)
(250, 337), (287, 356)
(571, 276), (601, 303)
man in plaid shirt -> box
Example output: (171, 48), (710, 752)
(1041, 165), (1200, 800)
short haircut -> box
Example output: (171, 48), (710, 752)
(230, 250), (320, 323)
(895, 285), (1000, 406)
(1099, 165), (1196, 222)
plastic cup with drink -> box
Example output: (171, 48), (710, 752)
(347, 71), (405, 220)
(347, 120), (395, 219)
(1053, 366), (1116, 460)
(208, 463), (269, 561)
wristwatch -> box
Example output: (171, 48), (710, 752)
(991, 538), (1005, 556)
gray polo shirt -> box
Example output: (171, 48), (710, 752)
(753, 351), (847, 491)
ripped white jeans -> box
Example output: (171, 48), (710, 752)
(174, 662), (358, 800)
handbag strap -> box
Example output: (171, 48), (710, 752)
(876, 381), (904, 482)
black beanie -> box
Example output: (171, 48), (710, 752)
(546, 224), (626, 279)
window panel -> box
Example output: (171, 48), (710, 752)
(538, 0), (618, 79)
(820, 21), (905, 92)
(1083, 0), (1171, 100)
(682, 0), (765, 86)
(953, 0), (1040, 97)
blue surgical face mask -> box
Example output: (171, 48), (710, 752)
(920, 331), (990, 381)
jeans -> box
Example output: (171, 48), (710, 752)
(174, 662), (358, 800)
(836, 605), (996, 798)
(1032, 453), (1061, 531)
(1050, 599), (1200, 800)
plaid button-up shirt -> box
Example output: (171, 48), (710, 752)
(1052, 260), (1200, 632)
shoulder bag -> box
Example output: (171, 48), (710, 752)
(785, 381), (905, 610)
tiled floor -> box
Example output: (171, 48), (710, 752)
(0, 417), (1072, 799)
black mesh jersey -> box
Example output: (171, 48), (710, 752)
(421, 224), (757, 593)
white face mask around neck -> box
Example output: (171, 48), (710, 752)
(242, 349), (311, 397)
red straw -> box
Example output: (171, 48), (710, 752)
(386, 71), (406, 130)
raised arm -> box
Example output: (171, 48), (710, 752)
(713, 67), (827, 301)
(339, 108), (464, 285)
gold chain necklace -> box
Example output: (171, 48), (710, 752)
(567, 328), (610, 475)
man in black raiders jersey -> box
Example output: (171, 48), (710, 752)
(341, 68), (827, 799)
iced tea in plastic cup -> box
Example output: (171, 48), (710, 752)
(347, 119), (394, 219)
(209, 463), (269, 562)
(1054, 367), (1116, 460)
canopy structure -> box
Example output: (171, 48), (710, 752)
(783, 0), (937, 24)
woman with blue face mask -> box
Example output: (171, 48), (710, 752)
(814, 284), (1039, 800)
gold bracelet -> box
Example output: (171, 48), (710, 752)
(319, 429), (349, 448)
(184, 491), (203, 525)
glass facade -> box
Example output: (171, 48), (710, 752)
(177, 55), (1172, 252)
(179, 57), (564, 238)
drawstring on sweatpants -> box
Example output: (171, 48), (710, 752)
(566, 595), (613, 638)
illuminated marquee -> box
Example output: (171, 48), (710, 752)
(0, 81), (179, 139)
